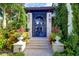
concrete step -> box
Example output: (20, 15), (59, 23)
(28, 42), (49, 45)
(24, 48), (52, 56)
(26, 44), (50, 49)
(24, 38), (52, 56)
(26, 43), (49, 46)
(30, 37), (48, 40)
(29, 40), (49, 44)
(26, 42), (51, 49)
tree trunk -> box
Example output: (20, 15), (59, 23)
(66, 3), (73, 35)
(2, 9), (6, 29)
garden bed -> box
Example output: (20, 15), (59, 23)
(0, 52), (25, 56)
(0, 49), (12, 53)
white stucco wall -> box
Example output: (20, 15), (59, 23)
(47, 12), (52, 38)
(27, 13), (32, 38)
(27, 12), (52, 38)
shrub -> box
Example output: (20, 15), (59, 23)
(71, 4), (79, 35)
(53, 3), (68, 39)
(5, 30), (18, 50)
(0, 52), (25, 56)
(5, 30), (30, 50)
(0, 29), (7, 49)
(54, 52), (66, 56)
(0, 53), (9, 56)
(54, 34), (79, 56)
(49, 26), (62, 43)
(13, 52), (25, 56)
(49, 32), (56, 43)
(0, 36), (5, 49)
(9, 52), (25, 56)
(22, 32), (30, 39)
(6, 36), (17, 50)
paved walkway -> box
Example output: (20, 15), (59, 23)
(24, 37), (53, 56)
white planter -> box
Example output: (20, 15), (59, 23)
(13, 40), (26, 52)
(52, 42), (64, 52)
(17, 36), (23, 41)
(52, 36), (64, 52)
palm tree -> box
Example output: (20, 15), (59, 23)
(0, 3), (26, 29)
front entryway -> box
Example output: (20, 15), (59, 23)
(24, 38), (52, 56)
(26, 7), (53, 56)
(32, 12), (47, 37)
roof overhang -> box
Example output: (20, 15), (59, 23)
(25, 6), (55, 13)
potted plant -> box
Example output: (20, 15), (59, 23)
(22, 32), (30, 44)
(49, 25), (61, 44)
(49, 32), (56, 44)
(16, 26), (25, 40)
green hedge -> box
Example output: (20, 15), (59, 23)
(54, 3), (79, 56)
(0, 52), (25, 56)
(54, 34), (79, 56)
(71, 3), (79, 35)
(52, 3), (68, 40)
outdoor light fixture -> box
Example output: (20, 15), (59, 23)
(49, 13), (51, 22)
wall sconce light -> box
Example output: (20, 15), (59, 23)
(49, 13), (51, 22)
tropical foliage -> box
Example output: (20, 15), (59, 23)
(54, 3), (79, 56)
(54, 34), (79, 56)
(0, 28), (8, 49)
(0, 3), (27, 29)
(71, 3), (79, 35)
(52, 3), (68, 40)
(0, 52), (25, 56)
(0, 3), (28, 51)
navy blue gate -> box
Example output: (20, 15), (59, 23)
(32, 12), (47, 37)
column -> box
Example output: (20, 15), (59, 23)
(47, 12), (52, 38)
(27, 13), (32, 38)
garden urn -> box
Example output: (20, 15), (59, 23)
(52, 36), (64, 52)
